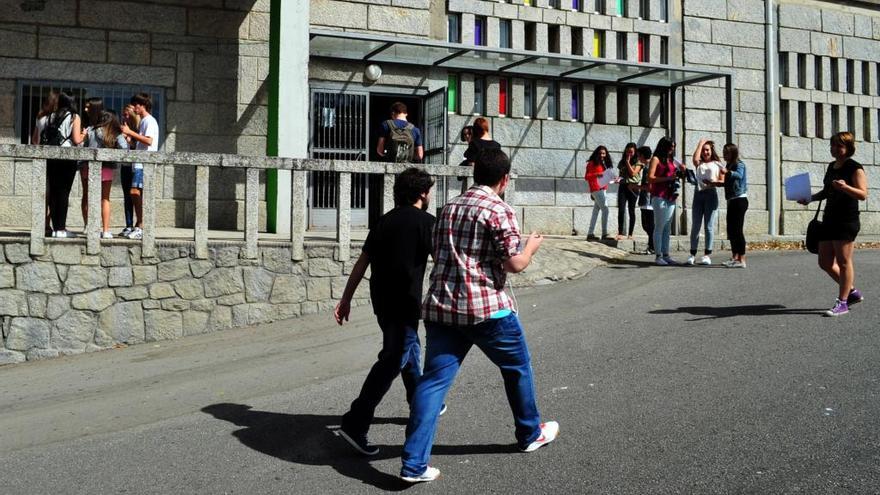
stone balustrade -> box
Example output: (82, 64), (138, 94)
(0, 144), (516, 365)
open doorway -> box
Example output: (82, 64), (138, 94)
(367, 94), (424, 225)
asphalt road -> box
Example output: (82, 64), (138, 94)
(1, 250), (878, 494)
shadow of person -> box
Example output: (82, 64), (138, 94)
(649, 304), (821, 321)
(201, 403), (516, 490)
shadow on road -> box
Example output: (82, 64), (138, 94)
(201, 403), (516, 490)
(650, 304), (822, 321)
(558, 247), (656, 268)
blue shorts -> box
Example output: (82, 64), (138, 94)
(131, 167), (144, 189)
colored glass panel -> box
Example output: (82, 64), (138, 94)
(447, 74), (458, 112)
(499, 79), (508, 116)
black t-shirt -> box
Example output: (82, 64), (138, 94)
(363, 206), (434, 322)
(463, 139), (501, 163)
(819, 158), (863, 223)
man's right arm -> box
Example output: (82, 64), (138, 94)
(333, 251), (370, 325)
(502, 232), (543, 273)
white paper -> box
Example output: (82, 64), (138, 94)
(784, 173), (812, 202)
(598, 168), (617, 188)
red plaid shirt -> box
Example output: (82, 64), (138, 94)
(422, 185), (521, 325)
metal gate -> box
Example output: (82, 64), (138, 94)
(422, 88), (453, 205)
(309, 90), (369, 229)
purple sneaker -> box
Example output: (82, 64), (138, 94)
(824, 299), (849, 317)
(847, 288), (864, 306)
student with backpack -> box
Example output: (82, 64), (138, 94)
(32, 92), (59, 235)
(376, 102), (423, 163)
(43, 92), (84, 238)
(121, 93), (159, 240)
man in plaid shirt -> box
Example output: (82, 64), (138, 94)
(399, 148), (559, 483)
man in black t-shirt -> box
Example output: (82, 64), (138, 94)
(334, 167), (437, 455)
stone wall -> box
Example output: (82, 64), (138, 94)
(0, 239), (369, 365)
(0, 0), (271, 230)
(681, 0), (770, 236)
(775, 0), (880, 235)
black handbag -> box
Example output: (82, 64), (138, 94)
(805, 200), (823, 254)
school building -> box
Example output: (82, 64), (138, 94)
(1, 0), (878, 237)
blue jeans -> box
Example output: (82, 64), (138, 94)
(588, 189), (609, 237)
(690, 189), (719, 255)
(341, 316), (422, 436)
(400, 314), (541, 477)
(652, 196), (676, 257)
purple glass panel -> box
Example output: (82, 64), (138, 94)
(572, 0), (580, 9)
(571, 88), (579, 120)
(475, 19), (483, 45)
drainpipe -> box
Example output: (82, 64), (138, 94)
(765, 0), (779, 236)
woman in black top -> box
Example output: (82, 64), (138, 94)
(799, 132), (868, 317)
(463, 117), (501, 165)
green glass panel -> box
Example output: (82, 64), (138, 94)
(447, 74), (458, 112)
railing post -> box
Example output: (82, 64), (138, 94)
(290, 169), (306, 261)
(86, 161), (102, 254)
(382, 173), (395, 215)
(194, 165), (209, 259)
(244, 168), (260, 259)
(141, 163), (157, 258)
(30, 159), (46, 256)
(336, 171), (351, 262)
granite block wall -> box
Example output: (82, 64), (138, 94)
(0, 239), (369, 365)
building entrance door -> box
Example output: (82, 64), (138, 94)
(308, 90), (369, 230)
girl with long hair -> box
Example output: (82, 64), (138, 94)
(584, 145), (613, 240)
(798, 132), (868, 316)
(616, 142), (640, 240)
(46, 92), (84, 238)
(719, 144), (749, 269)
(80, 97), (105, 227)
(687, 138), (725, 265)
(647, 137), (685, 265)
(33, 92), (59, 235)
(84, 110), (128, 238)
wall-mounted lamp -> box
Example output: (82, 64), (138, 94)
(364, 64), (382, 82)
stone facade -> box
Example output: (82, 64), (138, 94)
(774, 0), (880, 234)
(0, 239), (370, 365)
(0, 1), (271, 231)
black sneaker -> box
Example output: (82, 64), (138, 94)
(336, 427), (379, 456)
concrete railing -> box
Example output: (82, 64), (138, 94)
(0, 144), (512, 262)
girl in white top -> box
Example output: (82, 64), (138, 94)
(686, 139), (725, 265)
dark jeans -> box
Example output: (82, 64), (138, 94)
(120, 165), (134, 228)
(341, 316), (422, 436)
(640, 208), (655, 251)
(726, 197), (749, 256)
(401, 314), (541, 477)
(46, 159), (78, 231)
(617, 186), (637, 236)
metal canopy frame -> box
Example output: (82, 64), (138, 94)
(309, 28), (736, 143)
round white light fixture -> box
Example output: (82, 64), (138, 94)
(364, 64), (382, 82)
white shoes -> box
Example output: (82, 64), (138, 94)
(101, 231), (113, 239)
(521, 421), (560, 452)
(401, 466), (441, 483)
(686, 255), (695, 265)
(699, 255), (711, 265)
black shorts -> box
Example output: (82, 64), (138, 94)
(819, 219), (860, 242)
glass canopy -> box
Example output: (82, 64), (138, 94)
(309, 29), (730, 88)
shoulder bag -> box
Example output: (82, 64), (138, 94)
(805, 200), (823, 254)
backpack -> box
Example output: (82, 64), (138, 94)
(385, 119), (415, 163)
(40, 111), (72, 146)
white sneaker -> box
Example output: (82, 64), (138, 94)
(119, 227), (132, 238)
(101, 231), (113, 239)
(700, 255), (711, 265)
(128, 227), (143, 240)
(521, 421), (559, 452)
(686, 255), (695, 265)
(53, 230), (67, 238)
(401, 466), (440, 483)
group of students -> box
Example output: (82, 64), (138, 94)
(584, 131), (869, 317)
(32, 92), (159, 239)
(584, 137), (749, 268)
